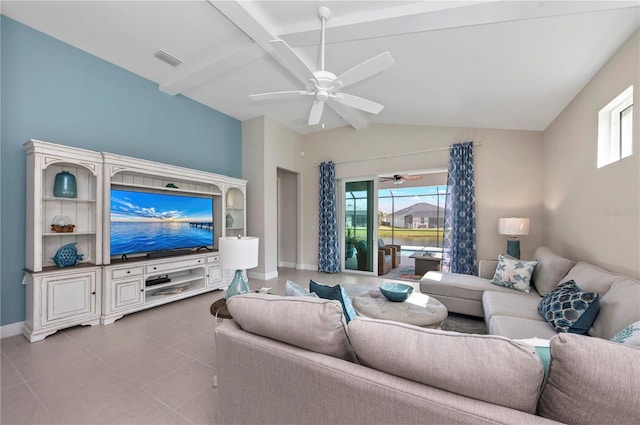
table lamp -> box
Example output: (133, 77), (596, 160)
(219, 236), (259, 299)
(498, 217), (530, 259)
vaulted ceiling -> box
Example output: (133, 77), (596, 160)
(3, 1), (639, 134)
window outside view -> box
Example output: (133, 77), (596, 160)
(344, 184), (446, 278)
(378, 185), (446, 256)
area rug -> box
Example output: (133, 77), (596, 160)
(441, 313), (487, 334)
(384, 266), (422, 282)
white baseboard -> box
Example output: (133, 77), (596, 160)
(298, 263), (319, 271)
(278, 261), (296, 268)
(248, 270), (279, 281)
(0, 321), (25, 339)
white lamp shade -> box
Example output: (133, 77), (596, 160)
(219, 236), (259, 270)
(498, 218), (530, 236)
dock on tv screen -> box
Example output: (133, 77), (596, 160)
(110, 189), (213, 256)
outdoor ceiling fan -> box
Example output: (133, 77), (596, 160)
(249, 6), (395, 126)
(380, 174), (423, 185)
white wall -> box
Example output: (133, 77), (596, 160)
(243, 116), (304, 279)
(543, 30), (639, 277)
(299, 124), (544, 269)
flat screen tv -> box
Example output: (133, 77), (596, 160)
(110, 189), (213, 257)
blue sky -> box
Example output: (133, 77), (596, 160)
(111, 189), (213, 222)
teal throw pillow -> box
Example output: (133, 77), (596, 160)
(285, 280), (319, 298)
(514, 337), (551, 377)
(490, 254), (538, 293)
(610, 321), (640, 347)
(309, 280), (357, 323)
(537, 280), (599, 334)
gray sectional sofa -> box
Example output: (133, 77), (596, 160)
(215, 265), (640, 425)
(420, 246), (640, 341)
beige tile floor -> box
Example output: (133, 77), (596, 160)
(1, 268), (400, 425)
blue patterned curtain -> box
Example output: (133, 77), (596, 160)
(318, 161), (341, 273)
(442, 142), (477, 275)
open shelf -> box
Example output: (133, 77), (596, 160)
(145, 269), (206, 292)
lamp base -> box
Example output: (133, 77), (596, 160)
(225, 269), (251, 299)
(506, 239), (521, 259)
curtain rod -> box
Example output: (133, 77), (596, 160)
(314, 142), (482, 167)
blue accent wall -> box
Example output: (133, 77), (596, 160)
(1, 16), (242, 326)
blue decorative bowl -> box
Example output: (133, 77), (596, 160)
(379, 283), (414, 302)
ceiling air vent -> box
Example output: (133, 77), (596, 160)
(154, 49), (183, 67)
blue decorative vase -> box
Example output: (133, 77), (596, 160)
(226, 212), (234, 228)
(53, 171), (77, 198)
(225, 269), (251, 299)
(51, 242), (84, 268)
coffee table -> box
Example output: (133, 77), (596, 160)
(352, 290), (448, 328)
(410, 251), (442, 275)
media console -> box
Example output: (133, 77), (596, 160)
(101, 251), (223, 325)
(23, 140), (246, 342)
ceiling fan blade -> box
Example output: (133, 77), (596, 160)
(326, 98), (368, 130)
(403, 175), (423, 181)
(249, 90), (308, 101)
(308, 100), (325, 125)
(336, 51), (395, 89)
(269, 39), (318, 85)
(333, 93), (384, 114)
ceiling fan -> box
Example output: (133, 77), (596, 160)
(380, 174), (423, 185)
(249, 6), (395, 126)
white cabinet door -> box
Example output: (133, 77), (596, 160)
(43, 270), (97, 324)
(207, 265), (223, 288)
(112, 278), (144, 311)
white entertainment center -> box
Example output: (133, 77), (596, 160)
(23, 140), (246, 342)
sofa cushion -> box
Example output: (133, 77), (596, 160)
(421, 271), (524, 302)
(309, 280), (357, 323)
(537, 280), (599, 334)
(588, 277), (640, 339)
(537, 334), (640, 425)
(226, 293), (357, 362)
(348, 317), (544, 414)
(482, 291), (546, 323)
(610, 320), (640, 347)
(490, 254), (538, 293)
(560, 261), (623, 297)
(488, 316), (559, 340)
(531, 247), (575, 296)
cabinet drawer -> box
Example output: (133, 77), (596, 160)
(111, 266), (144, 279)
(207, 255), (219, 263)
(145, 257), (206, 274)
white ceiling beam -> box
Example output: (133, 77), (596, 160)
(159, 44), (265, 96)
(208, 0), (313, 85)
(279, 1), (640, 46)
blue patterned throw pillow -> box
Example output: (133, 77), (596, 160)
(610, 321), (640, 347)
(537, 280), (599, 334)
(490, 254), (538, 293)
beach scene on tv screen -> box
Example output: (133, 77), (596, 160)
(110, 189), (213, 255)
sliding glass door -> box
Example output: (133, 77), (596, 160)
(343, 179), (376, 273)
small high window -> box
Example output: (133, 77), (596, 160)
(598, 85), (633, 168)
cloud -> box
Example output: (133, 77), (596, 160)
(111, 197), (184, 220)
